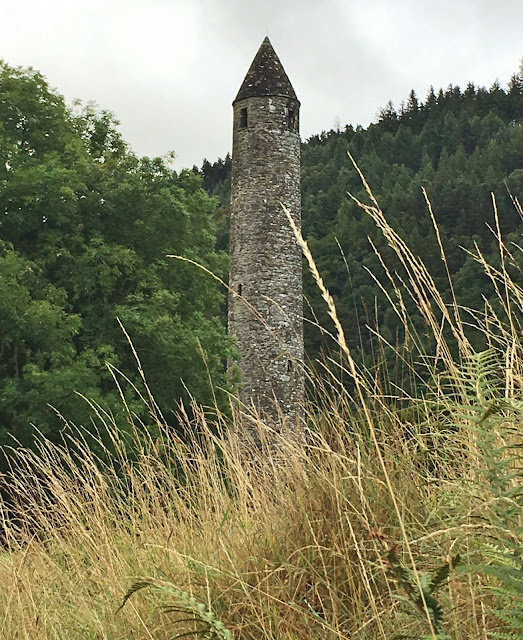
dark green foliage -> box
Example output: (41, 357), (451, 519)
(386, 547), (460, 638)
(0, 62), (232, 449)
(194, 155), (231, 252)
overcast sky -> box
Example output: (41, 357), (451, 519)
(2, 0), (522, 169)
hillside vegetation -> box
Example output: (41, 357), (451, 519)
(199, 64), (523, 382)
(0, 60), (522, 639)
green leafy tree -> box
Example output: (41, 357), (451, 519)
(0, 61), (232, 448)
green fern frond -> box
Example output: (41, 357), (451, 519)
(447, 352), (523, 640)
(117, 577), (233, 640)
(386, 548), (459, 634)
(494, 608), (523, 630)
(116, 580), (153, 614)
(430, 559), (454, 592)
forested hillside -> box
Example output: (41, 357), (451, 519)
(2, 59), (523, 448)
(198, 65), (523, 383)
(0, 62), (232, 449)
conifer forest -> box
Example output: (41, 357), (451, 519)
(199, 71), (523, 381)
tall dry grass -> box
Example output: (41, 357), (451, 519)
(0, 176), (521, 639)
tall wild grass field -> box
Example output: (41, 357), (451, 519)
(1, 175), (522, 639)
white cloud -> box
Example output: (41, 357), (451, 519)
(1, 0), (521, 168)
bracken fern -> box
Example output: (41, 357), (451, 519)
(118, 577), (234, 640)
(445, 349), (523, 638)
(386, 547), (460, 639)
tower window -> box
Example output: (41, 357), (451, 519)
(287, 360), (293, 374)
(287, 109), (296, 131)
(238, 284), (243, 296)
(239, 108), (248, 128)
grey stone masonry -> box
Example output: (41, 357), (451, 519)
(228, 37), (304, 440)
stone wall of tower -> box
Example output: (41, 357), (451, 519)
(228, 93), (304, 434)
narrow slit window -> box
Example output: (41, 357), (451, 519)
(287, 360), (293, 374)
(239, 108), (248, 128)
(287, 109), (295, 131)
(238, 284), (243, 296)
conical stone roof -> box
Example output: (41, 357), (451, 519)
(234, 37), (299, 104)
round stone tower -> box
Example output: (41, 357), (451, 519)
(228, 37), (304, 439)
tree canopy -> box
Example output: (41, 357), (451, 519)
(0, 62), (232, 448)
